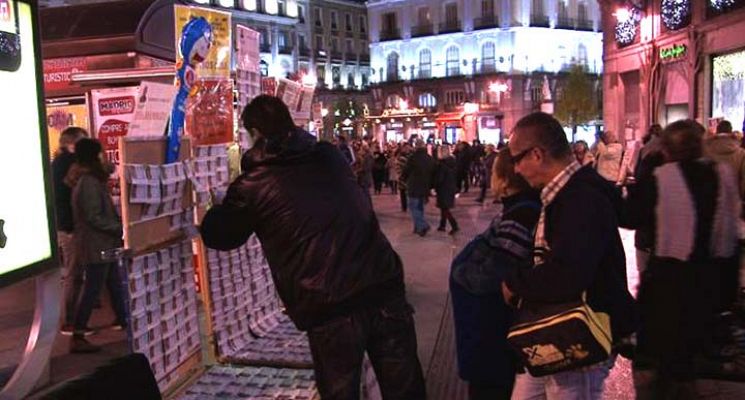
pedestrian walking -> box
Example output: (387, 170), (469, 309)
(402, 139), (435, 236)
(573, 140), (595, 167)
(66, 138), (128, 354)
(631, 124), (664, 278)
(337, 135), (355, 165)
(434, 145), (459, 234)
(502, 112), (636, 399)
(455, 141), (472, 193)
(53, 127), (89, 336)
(397, 143), (412, 212)
(355, 143), (374, 195)
(451, 150), (540, 400)
(476, 144), (498, 203)
(704, 119), (745, 213)
(626, 120), (740, 398)
(201, 96), (426, 399)
(372, 147), (387, 195)
(595, 131), (624, 183)
(387, 149), (399, 194)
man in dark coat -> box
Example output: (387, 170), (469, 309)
(52, 126), (88, 335)
(401, 139), (435, 236)
(503, 112), (637, 399)
(434, 145), (459, 234)
(200, 96), (425, 400)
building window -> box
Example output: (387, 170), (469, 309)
(578, 2), (588, 23)
(418, 92), (437, 108)
(348, 73), (355, 88)
(317, 65), (326, 86)
(239, 0), (256, 11)
(558, 0), (568, 20)
(299, 35), (307, 50)
(316, 35), (324, 50)
(361, 40), (368, 53)
(532, 0), (544, 16)
(445, 90), (465, 105)
(331, 38), (339, 52)
(418, 7), (431, 25)
(446, 46), (460, 77)
(386, 94), (402, 108)
(481, 0), (494, 17)
(315, 8), (322, 26)
(383, 13), (397, 32)
(298, 5), (305, 23)
(387, 52), (399, 81)
(331, 11), (338, 30)
(332, 66), (341, 87)
(359, 15), (367, 32)
(278, 31), (288, 47)
(260, 60), (269, 76)
(578, 44), (588, 66)
(361, 73), (369, 87)
(346, 13), (353, 31)
(445, 3), (458, 21)
(419, 49), (432, 78)
(277, 0), (286, 16)
(482, 42), (496, 72)
(346, 39), (354, 53)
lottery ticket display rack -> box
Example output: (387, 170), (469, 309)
(116, 136), (381, 399)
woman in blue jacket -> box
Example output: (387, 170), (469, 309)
(450, 150), (540, 399)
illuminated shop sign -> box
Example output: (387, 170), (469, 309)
(659, 43), (687, 62)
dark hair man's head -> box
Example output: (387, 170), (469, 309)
(75, 138), (103, 164)
(508, 112), (573, 188)
(661, 119), (705, 162)
(241, 95), (296, 143)
(716, 120), (733, 135)
(59, 126), (88, 153)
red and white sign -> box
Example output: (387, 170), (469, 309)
(43, 57), (88, 93)
(91, 87), (139, 199)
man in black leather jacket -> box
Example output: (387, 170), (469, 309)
(201, 96), (425, 400)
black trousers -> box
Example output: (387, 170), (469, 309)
(438, 208), (458, 229)
(306, 298), (426, 400)
(400, 189), (408, 211)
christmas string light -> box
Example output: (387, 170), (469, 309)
(614, 7), (639, 47)
(710, 0), (736, 12)
(662, 0), (691, 30)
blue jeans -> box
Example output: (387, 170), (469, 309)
(408, 197), (429, 233)
(74, 262), (127, 333)
(510, 358), (613, 400)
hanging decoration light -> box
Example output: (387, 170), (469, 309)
(661, 0), (691, 30)
(614, 7), (640, 47)
(710, 0), (736, 12)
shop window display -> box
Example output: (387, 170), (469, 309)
(712, 50), (745, 130)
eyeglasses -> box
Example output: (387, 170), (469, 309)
(510, 147), (536, 164)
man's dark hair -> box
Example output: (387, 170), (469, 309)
(513, 112), (572, 160)
(338, 135), (348, 143)
(241, 95), (296, 141)
(716, 119), (733, 134)
(661, 119), (705, 162)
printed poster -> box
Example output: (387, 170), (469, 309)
(174, 5), (231, 79)
(129, 81), (177, 137)
(91, 86), (139, 199)
(185, 79), (234, 145)
(46, 98), (89, 158)
(235, 25), (262, 148)
(43, 56), (88, 93)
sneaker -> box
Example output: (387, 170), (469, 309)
(61, 325), (95, 337)
(449, 228), (460, 235)
(70, 337), (101, 354)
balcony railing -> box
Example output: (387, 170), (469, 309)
(555, 16), (575, 29)
(260, 43), (270, 53)
(446, 66), (461, 77)
(380, 28), (401, 41)
(345, 52), (357, 60)
(474, 15), (499, 30)
(359, 54), (370, 63)
(530, 14), (550, 27)
(481, 63), (496, 74)
(330, 50), (343, 60)
(439, 20), (462, 34)
(576, 19), (594, 31)
(411, 23), (434, 37)
(278, 45), (293, 55)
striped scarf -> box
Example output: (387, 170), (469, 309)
(534, 161), (582, 265)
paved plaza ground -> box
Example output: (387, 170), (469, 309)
(0, 188), (744, 398)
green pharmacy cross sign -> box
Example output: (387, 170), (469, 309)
(660, 43), (687, 62)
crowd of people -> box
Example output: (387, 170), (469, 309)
(50, 94), (745, 399)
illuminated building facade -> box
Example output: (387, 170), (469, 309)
(602, 0), (745, 140)
(367, 0), (603, 143)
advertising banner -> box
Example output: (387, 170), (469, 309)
(185, 79), (234, 145)
(129, 81), (176, 138)
(43, 56), (87, 93)
(0, 0), (56, 285)
(46, 98), (89, 158)
(174, 5), (231, 79)
(91, 86), (139, 199)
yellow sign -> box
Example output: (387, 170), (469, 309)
(174, 5), (231, 79)
(46, 101), (89, 158)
